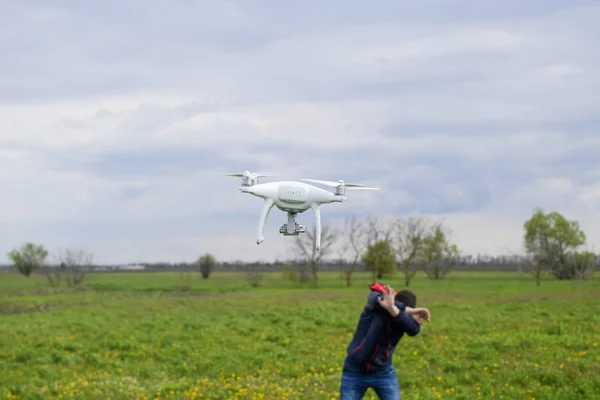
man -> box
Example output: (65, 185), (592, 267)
(340, 284), (431, 400)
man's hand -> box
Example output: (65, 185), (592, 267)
(377, 285), (400, 316)
(405, 307), (431, 325)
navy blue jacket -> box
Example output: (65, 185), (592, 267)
(343, 291), (421, 373)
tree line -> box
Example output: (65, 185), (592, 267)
(4, 208), (598, 287)
(282, 208), (598, 287)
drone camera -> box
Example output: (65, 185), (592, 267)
(279, 222), (306, 236)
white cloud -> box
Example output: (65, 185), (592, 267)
(1, 1), (599, 264)
(541, 63), (585, 78)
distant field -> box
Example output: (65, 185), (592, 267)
(1, 270), (599, 399)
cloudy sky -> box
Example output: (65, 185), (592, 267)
(1, 0), (599, 264)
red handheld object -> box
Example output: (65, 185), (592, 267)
(369, 283), (397, 296)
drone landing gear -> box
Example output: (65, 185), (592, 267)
(279, 213), (306, 236)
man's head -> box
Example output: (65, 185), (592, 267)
(395, 290), (417, 308)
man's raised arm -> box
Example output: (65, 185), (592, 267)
(375, 286), (431, 336)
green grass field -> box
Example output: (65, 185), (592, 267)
(1, 270), (599, 399)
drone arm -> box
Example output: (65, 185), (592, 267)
(311, 203), (321, 251)
(257, 198), (274, 245)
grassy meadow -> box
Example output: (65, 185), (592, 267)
(1, 269), (599, 399)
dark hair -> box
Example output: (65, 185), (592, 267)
(395, 290), (417, 308)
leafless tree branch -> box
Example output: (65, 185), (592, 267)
(293, 223), (338, 283)
(364, 214), (393, 246)
(339, 216), (368, 286)
(55, 248), (94, 287)
(392, 215), (430, 286)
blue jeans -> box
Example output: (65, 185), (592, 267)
(339, 367), (401, 400)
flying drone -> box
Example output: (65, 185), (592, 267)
(226, 171), (380, 250)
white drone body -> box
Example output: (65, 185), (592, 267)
(227, 171), (380, 250)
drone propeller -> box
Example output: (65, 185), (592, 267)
(301, 178), (380, 190)
(225, 171), (275, 179)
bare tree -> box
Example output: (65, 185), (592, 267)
(565, 249), (596, 283)
(340, 216), (368, 287)
(293, 223), (338, 284)
(41, 263), (63, 287)
(364, 214), (393, 246)
(336, 233), (350, 285)
(423, 257), (455, 280)
(245, 262), (263, 287)
(392, 216), (430, 287)
(56, 248), (94, 287)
